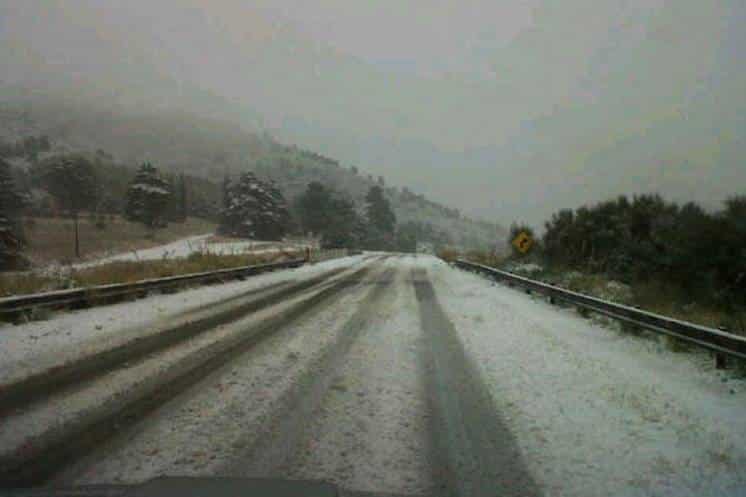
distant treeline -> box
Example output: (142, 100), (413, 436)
(519, 194), (746, 306)
(0, 136), (221, 221)
(0, 137), (466, 269)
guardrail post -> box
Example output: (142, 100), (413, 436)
(10, 310), (27, 325)
(715, 353), (727, 370)
(716, 326), (729, 369)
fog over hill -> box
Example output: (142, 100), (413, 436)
(0, 91), (502, 250)
(1, 0), (744, 226)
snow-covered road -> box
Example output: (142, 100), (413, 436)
(427, 259), (746, 497)
(2, 255), (744, 497)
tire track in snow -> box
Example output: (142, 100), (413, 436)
(224, 267), (400, 479)
(281, 261), (435, 496)
(412, 267), (541, 497)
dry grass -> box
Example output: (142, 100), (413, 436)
(633, 280), (740, 332)
(464, 250), (505, 268)
(549, 271), (738, 333)
(0, 273), (58, 298)
(70, 251), (293, 286)
(22, 215), (217, 266)
(0, 249), (304, 298)
(436, 248), (461, 263)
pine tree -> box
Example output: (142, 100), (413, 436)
(365, 186), (396, 233)
(220, 172), (291, 240)
(0, 159), (26, 269)
(322, 196), (363, 249)
(124, 163), (172, 229)
(364, 185), (396, 249)
(296, 182), (333, 235)
(35, 154), (98, 258)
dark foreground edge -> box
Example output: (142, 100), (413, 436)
(0, 477), (338, 497)
(1, 476), (423, 497)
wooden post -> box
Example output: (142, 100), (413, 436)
(716, 326), (729, 369)
(715, 353), (727, 370)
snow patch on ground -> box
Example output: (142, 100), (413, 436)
(504, 262), (544, 275)
(68, 236), (311, 270)
(603, 280), (634, 302)
(425, 257), (746, 497)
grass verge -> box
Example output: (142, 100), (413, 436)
(22, 215), (216, 265)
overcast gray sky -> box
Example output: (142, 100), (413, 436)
(1, 0), (744, 226)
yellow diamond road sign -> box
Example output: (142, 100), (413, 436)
(512, 231), (533, 254)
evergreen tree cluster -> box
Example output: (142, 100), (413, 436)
(295, 182), (408, 251)
(1, 129), (479, 265)
(541, 194), (746, 304)
(219, 172), (291, 240)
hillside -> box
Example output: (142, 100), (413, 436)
(0, 91), (504, 250)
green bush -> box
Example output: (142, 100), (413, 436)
(541, 194), (745, 306)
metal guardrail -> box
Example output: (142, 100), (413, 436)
(304, 248), (365, 263)
(0, 259), (306, 318)
(454, 259), (746, 365)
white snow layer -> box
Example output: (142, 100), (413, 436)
(423, 257), (746, 497)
